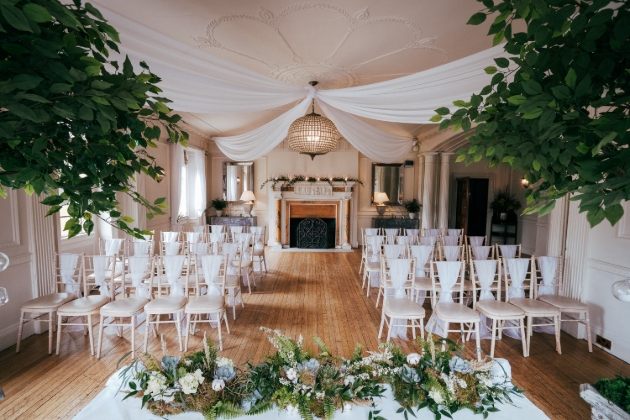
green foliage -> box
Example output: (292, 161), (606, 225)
(489, 187), (522, 212)
(402, 198), (421, 213)
(0, 0), (188, 238)
(210, 197), (227, 211)
(436, 0), (630, 227)
(595, 375), (630, 413)
(259, 174), (364, 190)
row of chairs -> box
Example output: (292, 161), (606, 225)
(16, 245), (253, 356)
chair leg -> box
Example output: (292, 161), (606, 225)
(378, 313), (386, 340)
(217, 312), (223, 351)
(245, 270), (252, 295)
(386, 317), (392, 342)
(375, 288), (382, 308)
(56, 314), (63, 356)
(97, 315), (105, 359)
(490, 318), (497, 358)
(175, 312), (183, 352)
(87, 314), (95, 356)
(143, 314), (150, 353)
(131, 315), (136, 360)
(16, 311), (25, 353)
(554, 315), (562, 355)
(585, 311), (593, 353)
(442, 322), (450, 352)
(420, 318), (425, 340)
(411, 320), (416, 340)
(224, 311), (230, 334)
(519, 318), (527, 358)
(474, 321), (481, 362)
(48, 311), (54, 355)
(184, 313), (191, 352)
(83, 316), (88, 336)
(526, 316), (532, 357)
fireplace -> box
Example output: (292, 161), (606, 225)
(290, 218), (336, 248)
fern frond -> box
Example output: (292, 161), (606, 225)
(313, 336), (331, 355)
(298, 402), (315, 420)
(351, 343), (364, 361)
(216, 401), (246, 419)
(323, 399), (336, 420)
(247, 399), (273, 415)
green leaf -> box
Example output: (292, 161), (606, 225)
(565, 68), (577, 89)
(539, 109), (556, 129)
(52, 104), (75, 119)
(492, 29), (505, 46)
(436, 107), (450, 115)
(522, 108), (543, 119)
(484, 66), (498, 75)
(45, 205), (62, 217)
(522, 80), (542, 95)
(15, 93), (50, 103)
(153, 197), (166, 205)
(576, 143), (589, 155)
(467, 13), (487, 25)
(91, 96), (110, 105)
(429, 114), (442, 122)
(551, 85), (571, 100)
(7, 103), (37, 121)
(22, 3), (53, 22)
(24, 184), (34, 195)
(508, 95), (527, 105)
(604, 204), (624, 226)
(494, 57), (510, 68)
(92, 80), (114, 90)
(1, 5), (32, 32)
(79, 106), (94, 121)
(84, 2), (105, 20)
(49, 83), (73, 93)
(575, 75), (592, 98)
(592, 132), (617, 156)
(120, 216), (135, 223)
(586, 208), (606, 227)
(41, 195), (65, 206)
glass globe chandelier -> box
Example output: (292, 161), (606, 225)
(287, 81), (340, 160)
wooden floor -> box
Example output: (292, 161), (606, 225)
(1, 250), (629, 419)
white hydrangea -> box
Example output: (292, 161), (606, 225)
(428, 388), (444, 405)
(216, 357), (234, 368)
(212, 378), (226, 391)
(477, 373), (493, 388)
(146, 373), (167, 397)
(285, 368), (298, 382)
(406, 353), (421, 366)
(343, 375), (355, 386)
(315, 391), (325, 400)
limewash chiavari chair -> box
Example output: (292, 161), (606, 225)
(471, 259), (526, 358)
(466, 236), (487, 247)
(161, 241), (183, 256)
(384, 228), (399, 245)
(360, 228), (380, 274)
(16, 253), (80, 354)
(419, 235), (438, 247)
(496, 244), (521, 259)
(56, 254), (113, 356)
(192, 224), (209, 242)
(427, 260), (483, 361)
(404, 229), (420, 245)
(439, 245), (464, 262)
(184, 231), (204, 255)
(410, 245), (434, 305)
(234, 233), (255, 294)
(375, 244), (409, 308)
(210, 224), (225, 235)
(188, 242), (211, 297)
(395, 235), (412, 246)
(229, 226), (245, 242)
(467, 245), (494, 262)
(445, 228), (463, 238)
(143, 255), (190, 352)
(251, 226), (267, 273)
(534, 256), (592, 352)
(209, 232), (227, 255)
(378, 258), (425, 342)
(422, 228), (441, 238)
(97, 255), (154, 359)
(362, 235), (385, 296)
(504, 257), (562, 356)
(185, 254), (230, 351)
(222, 242), (244, 320)
(161, 231), (182, 243)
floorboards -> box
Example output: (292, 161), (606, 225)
(0, 249), (629, 419)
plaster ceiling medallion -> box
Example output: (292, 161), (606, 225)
(193, 3), (447, 89)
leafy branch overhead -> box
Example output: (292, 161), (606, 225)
(0, 0), (188, 238)
(433, 0), (629, 227)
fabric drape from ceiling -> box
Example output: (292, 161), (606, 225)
(96, 2), (505, 162)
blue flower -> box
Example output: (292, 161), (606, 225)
(215, 365), (236, 382)
(449, 356), (473, 374)
(297, 358), (320, 373)
(400, 365), (421, 384)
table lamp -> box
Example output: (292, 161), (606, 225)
(240, 190), (256, 217)
(374, 192), (389, 217)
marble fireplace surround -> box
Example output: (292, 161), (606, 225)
(268, 182), (356, 250)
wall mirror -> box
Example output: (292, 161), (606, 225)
(372, 163), (403, 205)
(223, 162), (254, 201)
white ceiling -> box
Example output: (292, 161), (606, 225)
(99, 0), (494, 141)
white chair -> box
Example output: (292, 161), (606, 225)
(359, 228), (380, 274)
(471, 259), (526, 358)
(466, 236), (487, 247)
(376, 244), (408, 307)
(363, 235), (385, 296)
(419, 235), (438, 247)
(378, 258), (425, 341)
(404, 229), (420, 245)
(445, 228), (463, 238)
(234, 233), (255, 294)
(161, 241), (183, 256)
(161, 231), (181, 243)
(534, 256), (592, 353)
(384, 228), (399, 245)
(229, 226), (244, 242)
(422, 228), (441, 237)
(184, 231), (204, 255)
(441, 236), (460, 246)
(395, 235), (411, 246)
(56, 254), (113, 355)
(468, 245), (494, 262)
(504, 257), (562, 356)
(97, 255), (154, 359)
(210, 225), (225, 234)
(127, 240), (153, 257)
(143, 255), (190, 352)
(223, 243), (244, 320)
(185, 254), (230, 351)
(209, 232), (226, 255)
(427, 260), (482, 361)
(410, 245), (434, 305)
(16, 253), (80, 354)
(192, 224), (209, 242)
(439, 245), (464, 261)
(251, 226), (267, 273)
(496, 244), (521, 259)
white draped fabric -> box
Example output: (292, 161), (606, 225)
(384, 229), (398, 245)
(170, 143), (184, 223)
(163, 255), (186, 297)
(472, 246), (492, 261)
(222, 243), (241, 307)
(472, 260), (499, 339)
(427, 261), (462, 337)
(192, 242), (209, 256)
(164, 242), (181, 256)
(128, 256), (151, 299)
(230, 226), (244, 236)
(387, 259), (412, 339)
(410, 245), (432, 306)
(499, 245), (517, 259)
(383, 244), (405, 259)
(92, 256), (110, 297)
(420, 236), (437, 246)
(365, 228), (379, 236)
(405, 229), (419, 245)
(60, 253), (80, 297)
(367, 235), (384, 287)
(533, 256), (558, 334)
(442, 246), (460, 261)
(193, 226), (206, 233)
(210, 225), (224, 233)
(447, 229), (462, 237)
(162, 232), (180, 243)
(250, 226), (264, 251)
(504, 258), (529, 339)
(425, 229), (441, 237)
(395, 236), (411, 245)
(200, 255), (223, 296)
(209, 232), (224, 254)
(186, 232), (202, 247)
(442, 236), (459, 246)
(132, 242), (151, 256)
(94, 3), (508, 163)
(468, 236), (485, 246)
(104, 239), (124, 256)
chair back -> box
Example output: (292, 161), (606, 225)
(395, 235), (411, 245)
(381, 258), (415, 302)
(123, 255), (154, 300)
(442, 236), (459, 246)
(185, 232), (205, 254)
(161, 241), (183, 256)
(209, 232), (226, 254)
(128, 239), (154, 257)
(409, 245), (432, 278)
(99, 238), (125, 258)
(533, 256), (564, 299)
(210, 225), (225, 234)
(440, 245), (464, 261)
(250, 226), (265, 250)
(382, 244), (407, 259)
(194, 254), (225, 297)
(384, 228), (399, 244)
(466, 236), (486, 247)
(230, 226), (245, 241)
(366, 235), (385, 261)
(192, 225), (209, 241)
(153, 255), (189, 298)
(446, 228), (462, 237)
(502, 257), (533, 302)
(468, 245), (494, 262)
(83, 254), (116, 300)
(161, 231), (181, 243)
(470, 259), (500, 309)
(419, 235), (437, 247)
(53, 253), (83, 297)
(221, 242), (239, 276)
(423, 228), (441, 237)
(496, 244), (522, 259)
(430, 260), (465, 307)
(404, 229), (419, 245)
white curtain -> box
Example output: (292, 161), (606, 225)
(442, 246), (460, 261)
(387, 259), (412, 339)
(128, 256), (151, 299)
(499, 245), (517, 259)
(59, 254), (80, 296)
(426, 261), (462, 337)
(92, 255), (110, 297)
(472, 260), (498, 339)
(442, 236), (459, 246)
(163, 255), (186, 297)
(468, 236), (485, 246)
(179, 148), (206, 220)
(472, 246), (492, 261)
(503, 258), (529, 339)
(170, 143), (184, 223)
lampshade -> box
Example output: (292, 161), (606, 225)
(374, 192), (389, 204)
(240, 190), (256, 202)
(287, 82), (339, 160)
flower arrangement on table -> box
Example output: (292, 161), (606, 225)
(489, 187), (522, 214)
(119, 328), (523, 420)
(260, 175), (363, 190)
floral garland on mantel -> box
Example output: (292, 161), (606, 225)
(260, 175), (364, 191)
(119, 328), (522, 420)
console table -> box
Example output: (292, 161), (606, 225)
(372, 217), (419, 230)
(209, 216), (257, 228)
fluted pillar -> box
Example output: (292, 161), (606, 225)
(547, 195), (569, 257)
(342, 198), (351, 249)
(563, 198), (590, 301)
(268, 188), (282, 250)
(27, 194), (58, 297)
(416, 153), (424, 212)
(437, 153), (453, 230)
(421, 153), (438, 230)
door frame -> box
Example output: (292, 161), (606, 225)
(450, 171), (496, 239)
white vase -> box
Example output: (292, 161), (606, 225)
(216, 210), (223, 217)
(409, 213), (416, 219)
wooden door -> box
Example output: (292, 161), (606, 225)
(455, 177), (469, 236)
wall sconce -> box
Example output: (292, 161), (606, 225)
(521, 177), (529, 188)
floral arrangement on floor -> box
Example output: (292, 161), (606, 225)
(260, 175), (363, 190)
(119, 329), (523, 420)
(594, 375), (630, 414)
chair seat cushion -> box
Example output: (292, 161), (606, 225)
(226, 275), (240, 287)
(383, 299), (425, 317)
(365, 262), (380, 272)
(21, 293), (75, 311)
(509, 298), (560, 315)
(538, 295), (588, 311)
(101, 297), (149, 316)
(476, 300), (525, 318)
(413, 277), (433, 290)
(233, 260), (253, 268)
(144, 296), (187, 313)
(186, 295), (224, 313)
(253, 249), (264, 257)
(58, 295), (110, 314)
(435, 302), (480, 322)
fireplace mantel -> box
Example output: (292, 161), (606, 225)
(268, 182), (356, 250)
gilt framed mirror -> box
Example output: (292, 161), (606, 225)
(223, 162), (254, 202)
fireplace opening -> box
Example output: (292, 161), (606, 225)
(290, 218), (336, 249)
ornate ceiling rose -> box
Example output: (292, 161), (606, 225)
(287, 81), (340, 160)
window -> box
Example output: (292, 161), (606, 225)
(177, 149), (206, 221)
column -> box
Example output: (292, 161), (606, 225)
(27, 195), (58, 296)
(546, 195), (569, 257)
(416, 153), (424, 212)
(421, 152), (438, 230)
(342, 198), (351, 249)
(437, 153), (453, 230)
(267, 189), (282, 250)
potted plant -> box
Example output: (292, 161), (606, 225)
(402, 199), (421, 219)
(489, 187), (521, 223)
(210, 198), (227, 217)
(581, 376), (630, 420)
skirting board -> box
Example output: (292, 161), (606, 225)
(0, 321), (35, 353)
